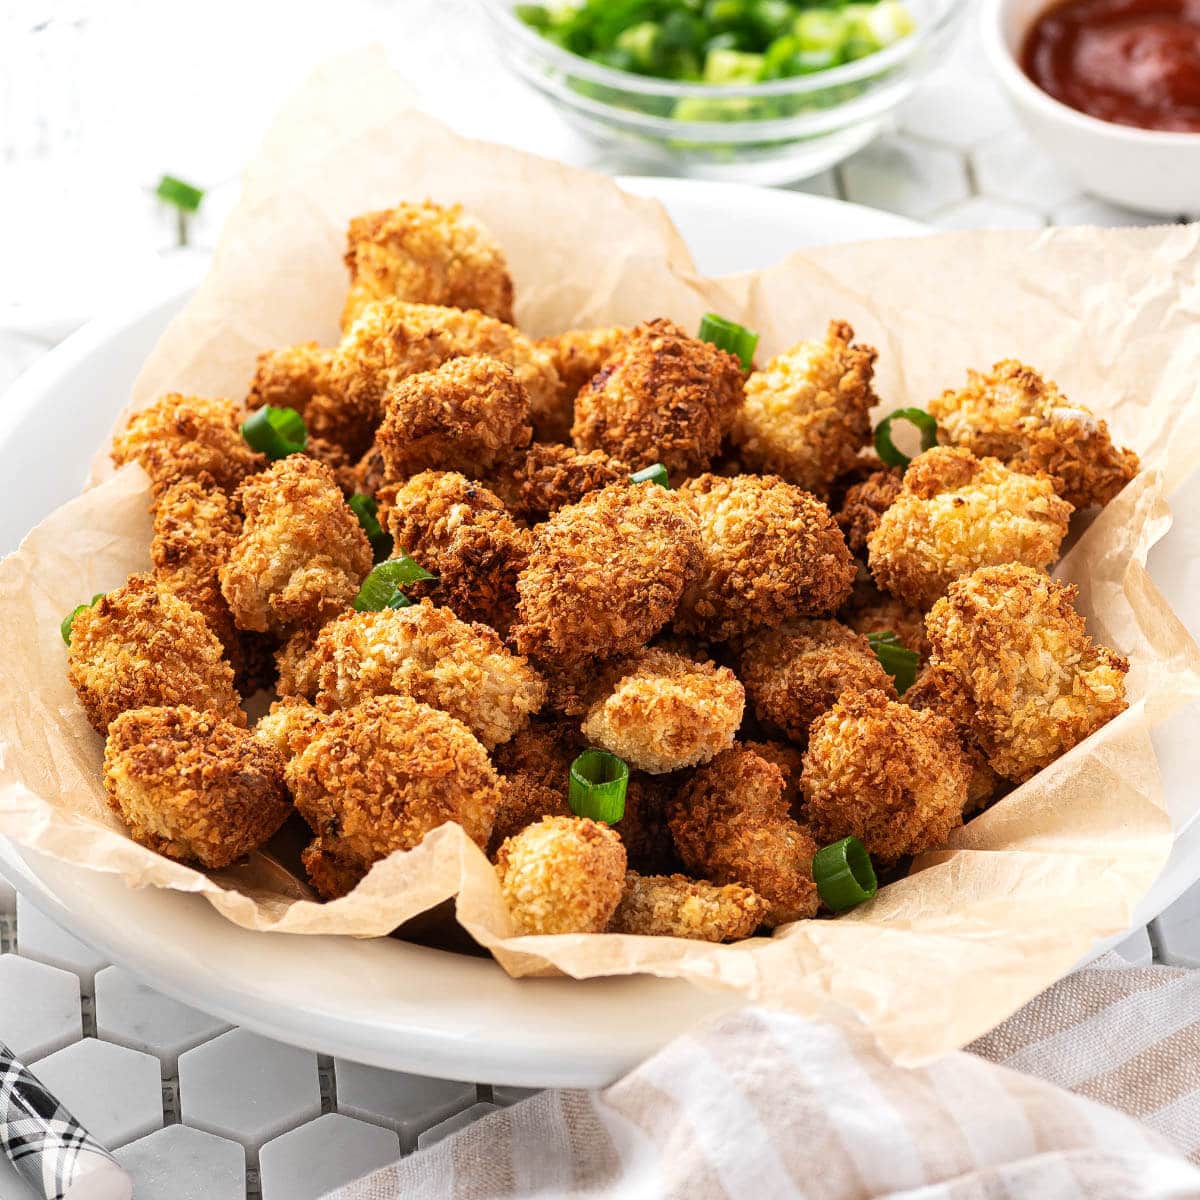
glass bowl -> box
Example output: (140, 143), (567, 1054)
(480, 0), (965, 184)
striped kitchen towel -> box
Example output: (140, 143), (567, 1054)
(328, 954), (1200, 1199)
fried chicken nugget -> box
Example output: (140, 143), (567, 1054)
(836, 467), (903, 555)
(67, 574), (244, 733)
(111, 394), (265, 493)
(732, 320), (878, 494)
(925, 564), (1129, 781)
(675, 474), (855, 641)
(571, 318), (744, 478)
(580, 647), (744, 774)
(802, 688), (968, 863)
(608, 871), (767, 941)
(275, 626), (324, 699)
(252, 697), (326, 762)
(670, 746), (820, 927)
(742, 740), (805, 811)
(535, 326), (630, 443)
(307, 602), (545, 749)
(737, 620), (895, 742)
(287, 694), (502, 897)
(512, 481), (702, 665)
(929, 360), (1139, 509)
(104, 705), (289, 868)
(341, 201), (514, 329)
(376, 355), (532, 481)
(488, 720), (579, 854)
(488, 443), (631, 522)
(867, 447), (1072, 610)
(494, 815), (627, 935)
(220, 457), (372, 635)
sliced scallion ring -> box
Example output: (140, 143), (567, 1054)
(241, 405), (308, 460)
(866, 629), (920, 695)
(568, 749), (629, 824)
(813, 836), (878, 912)
(873, 407), (938, 469)
(353, 554), (435, 612)
(697, 312), (759, 370)
(629, 463), (670, 489)
(348, 493), (393, 563)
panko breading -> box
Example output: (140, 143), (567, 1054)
(104, 705), (288, 868)
(376, 355), (532, 481)
(802, 689), (968, 863)
(67, 574), (244, 733)
(925, 564), (1129, 781)
(111, 394), (265, 493)
(836, 467), (903, 555)
(571, 318), (744, 478)
(580, 647), (744, 774)
(220, 456), (372, 635)
(609, 871), (766, 940)
(670, 746), (820, 927)
(535, 326), (630, 443)
(489, 443), (631, 522)
(513, 482), (702, 666)
(737, 621), (895, 742)
(732, 320), (878, 494)
(301, 837), (368, 901)
(675, 474), (855, 641)
(929, 360), (1139, 510)
(495, 815), (627, 935)
(307, 602), (545, 749)
(867, 447), (1072, 610)
(843, 587), (930, 662)
(488, 720), (579, 854)
(252, 697), (325, 762)
(341, 201), (514, 329)
(287, 694), (502, 893)
(275, 626), (324, 699)
(742, 740), (805, 812)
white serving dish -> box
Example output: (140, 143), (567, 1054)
(0, 178), (1196, 1087)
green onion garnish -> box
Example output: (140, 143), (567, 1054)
(61, 593), (104, 646)
(697, 313), (759, 370)
(813, 836), (878, 912)
(241, 405), (308, 460)
(629, 463), (670, 489)
(568, 749), (629, 824)
(866, 629), (920, 696)
(873, 407), (938, 469)
(155, 174), (205, 213)
(353, 554), (435, 612)
(348, 493), (394, 563)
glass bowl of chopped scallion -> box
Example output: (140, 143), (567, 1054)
(480, 0), (964, 182)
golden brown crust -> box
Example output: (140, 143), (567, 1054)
(275, 626), (325, 700)
(675, 474), (855, 641)
(67, 574), (244, 733)
(252, 697), (326, 762)
(104, 705), (289, 868)
(571, 318), (744, 478)
(741, 740), (805, 812)
(836, 468), (903, 555)
(609, 871), (766, 940)
(801, 688), (968, 863)
(535, 326), (630, 443)
(925, 564), (1129, 781)
(300, 836), (367, 900)
(487, 720), (580, 854)
(495, 815), (627, 935)
(867, 447), (1073, 610)
(488, 443), (631, 522)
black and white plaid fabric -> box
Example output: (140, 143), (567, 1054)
(0, 1041), (121, 1200)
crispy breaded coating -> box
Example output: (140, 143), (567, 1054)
(929, 360), (1139, 509)
(675, 474), (855, 641)
(836, 467), (903, 555)
(341, 202), (514, 329)
(737, 620), (895, 742)
(535, 326), (630, 443)
(275, 626), (323, 699)
(488, 720), (579, 854)
(802, 689), (968, 863)
(925, 564), (1129, 781)
(580, 647), (744, 774)
(287, 694), (502, 890)
(355, 447), (387, 497)
(67, 574), (244, 733)
(732, 320), (878, 495)
(489, 443), (631, 522)
(111, 394), (265, 493)
(843, 588), (930, 662)
(300, 836), (366, 901)
(513, 482), (702, 666)
(867, 447), (1072, 610)
(220, 457), (372, 635)
(376, 355), (532, 480)
(104, 705), (288, 868)
(742, 740), (805, 812)
(670, 746), (820, 927)
(304, 437), (360, 496)
(252, 697), (325, 762)
(571, 318), (744, 478)
(494, 815), (627, 936)
(609, 871), (766, 941)
(307, 602), (545, 749)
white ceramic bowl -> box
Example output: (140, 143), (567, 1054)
(980, 0), (1200, 216)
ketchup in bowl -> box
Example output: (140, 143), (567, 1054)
(1021, 0), (1200, 131)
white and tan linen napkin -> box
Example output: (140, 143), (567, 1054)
(326, 954), (1200, 1199)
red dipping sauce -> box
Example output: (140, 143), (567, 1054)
(1021, 0), (1200, 131)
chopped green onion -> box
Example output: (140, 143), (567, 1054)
(873, 407), (938, 469)
(568, 749), (629, 824)
(348, 493), (394, 563)
(61, 593), (104, 646)
(813, 835), (878, 911)
(154, 174), (205, 213)
(353, 554), (435, 612)
(630, 463), (671, 488)
(615, 21), (663, 70)
(697, 312), (759, 370)
(702, 47), (765, 83)
(241, 405), (308, 460)
(867, 629), (920, 695)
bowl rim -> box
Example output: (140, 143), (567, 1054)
(978, 0), (1200, 146)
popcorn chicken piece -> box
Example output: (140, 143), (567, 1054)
(608, 871), (767, 941)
